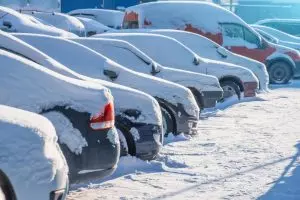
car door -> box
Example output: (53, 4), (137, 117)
(221, 23), (275, 63)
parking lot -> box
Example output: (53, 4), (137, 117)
(67, 83), (300, 200)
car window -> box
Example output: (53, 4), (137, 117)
(244, 28), (260, 47)
(221, 23), (245, 47)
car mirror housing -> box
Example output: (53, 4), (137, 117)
(151, 63), (160, 75)
(103, 69), (118, 80)
(217, 47), (228, 58)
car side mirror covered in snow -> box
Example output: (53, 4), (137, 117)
(103, 69), (118, 80)
(217, 47), (228, 58)
(151, 63), (161, 75)
(3, 21), (12, 29)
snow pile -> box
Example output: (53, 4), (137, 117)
(0, 6), (74, 37)
(68, 9), (124, 29)
(96, 33), (258, 84)
(13, 33), (199, 119)
(0, 105), (66, 184)
(164, 133), (192, 145)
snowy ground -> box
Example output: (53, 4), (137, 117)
(67, 82), (300, 200)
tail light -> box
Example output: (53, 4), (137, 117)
(90, 101), (115, 130)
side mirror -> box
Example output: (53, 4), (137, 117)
(151, 63), (160, 75)
(3, 21), (12, 29)
(216, 47), (228, 58)
(193, 57), (200, 65)
(103, 69), (118, 80)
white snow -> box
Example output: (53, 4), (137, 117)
(71, 37), (222, 93)
(75, 17), (112, 35)
(22, 11), (86, 37)
(0, 105), (68, 200)
(106, 128), (120, 147)
(43, 112), (88, 155)
(0, 6), (75, 37)
(130, 127), (140, 141)
(95, 32), (259, 84)
(68, 9), (124, 29)
(13, 33), (199, 119)
(0, 30), (162, 125)
(0, 0), (60, 12)
(67, 83), (300, 200)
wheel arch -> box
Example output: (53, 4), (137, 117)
(154, 98), (177, 134)
(219, 76), (244, 92)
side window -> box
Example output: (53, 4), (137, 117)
(244, 28), (260, 47)
(221, 24), (244, 47)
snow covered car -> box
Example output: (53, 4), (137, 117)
(10, 33), (199, 137)
(116, 29), (269, 91)
(122, 1), (300, 84)
(0, 47), (120, 184)
(0, 0), (60, 12)
(21, 10), (86, 37)
(68, 8), (124, 29)
(253, 27), (300, 52)
(252, 25), (300, 44)
(0, 30), (163, 161)
(0, 105), (68, 200)
(0, 6), (75, 37)
(255, 19), (300, 36)
(95, 33), (259, 99)
(75, 16), (112, 36)
(71, 37), (223, 109)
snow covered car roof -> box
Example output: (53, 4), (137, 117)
(75, 16), (112, 36)
(0, 6), (75, 37)
(123, 1), (248, 33)
(69, 9), (124, 29)
(0, 104), (68, 200)
(256, 18), (300, 25)
(13, 33), (199, 119)
(252, 24), (300, 44)
(21, 10), (86, 36)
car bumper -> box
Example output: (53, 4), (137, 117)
(176, 115), (199, 135)
(243, 82), (258, 97)
(293, 61), (300, 77)
(133, 124), (163, 160)
(60, 127), (120, 184)
(202, 91), (223, 108)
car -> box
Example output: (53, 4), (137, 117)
(0, 45), (120, 184)
(110, 29), (269, 91)
(75, 16), (112, 36)
(68, 8), (124, 29)
(122, 1), (300, 84)
(0, 6), (75, 37)
(95, 32), (259, 99)
(11, 33), (200, 138)
(253, 26), (300, 51)
(252, 25), (300, 44)
(0, 0), (60, 12)
(21, 10), (86, 37)
(71, 37), (223, 109)
(0, 105), (68, 200)
(0, 30), (163, 161)
(255, 19), (300, 36)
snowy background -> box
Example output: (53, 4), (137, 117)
(67, 82), (300, 200)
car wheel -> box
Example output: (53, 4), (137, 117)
(161, 106), (175, 137)
(220, 80), (241, 100)
(0, 173), (15, 200)
(269, 61), (292, 84)
(115, 124), (136, 157)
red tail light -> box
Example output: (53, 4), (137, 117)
(90, 101), (115, 130)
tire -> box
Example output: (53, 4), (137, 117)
(115, 124), (136, 157)
(0, 172), (15, 200)
(220, 80), (241, 100)
(161, 106), (175, 137)
(269, 61), (293, 84)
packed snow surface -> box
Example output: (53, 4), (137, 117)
(67, 83), (300, 199)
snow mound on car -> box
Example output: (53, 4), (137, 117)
(0, 105), (67, 184)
